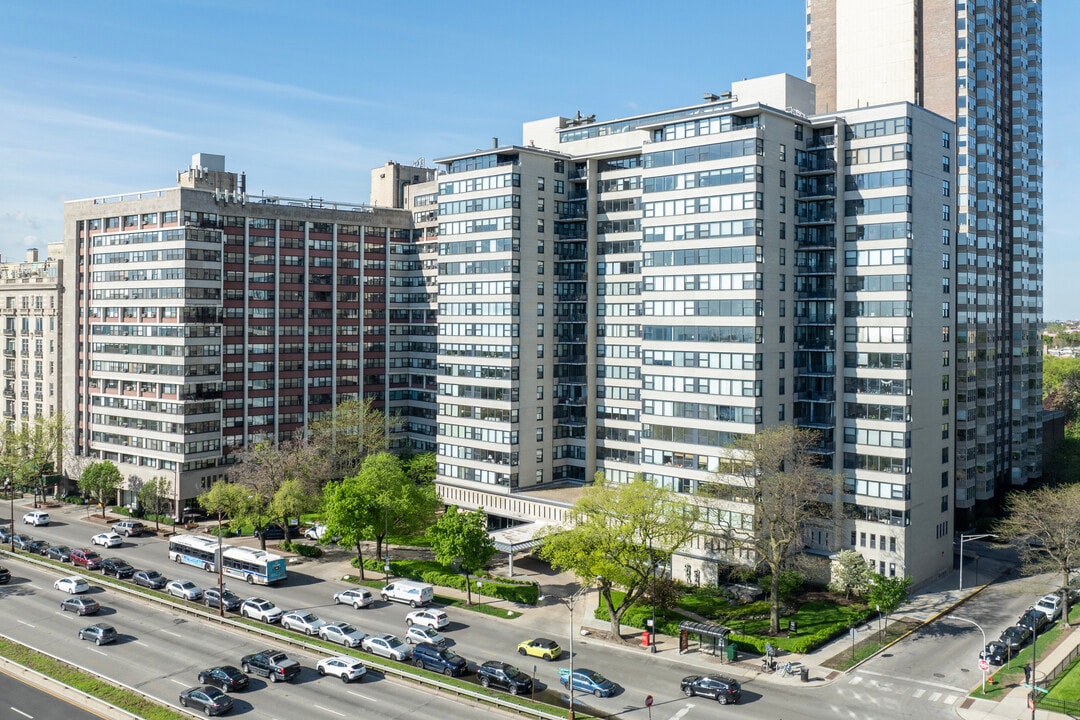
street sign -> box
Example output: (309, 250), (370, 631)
(645, 695), (654, 708)
(978, 658), (990, 671)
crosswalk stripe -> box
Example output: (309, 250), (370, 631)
(850, 675), (864, 685)
(929, 692), (942, 702)
(913, 688), (926, 698)
(943, 695), (958, 705)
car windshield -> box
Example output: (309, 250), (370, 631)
(586, 671), (608, 683)
(505, 666), (521, 678)
(179, 581), (195, 589)
(204, 688), (225, 700)
(145, 571), (160, 579)
(299, 613), (318, 622)
(339, 624), (357, 634)
(387, 637), (404, 648)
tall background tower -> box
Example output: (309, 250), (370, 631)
(807, 0), (1044, 526)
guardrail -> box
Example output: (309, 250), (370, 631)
(0, 548), (568, 720)
(0, 630), (194, 719)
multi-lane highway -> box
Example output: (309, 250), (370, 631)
(0, 509), (1056, 720)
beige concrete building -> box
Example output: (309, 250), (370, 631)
(0, 245), (64, 433)
(423, 74), (957, 585)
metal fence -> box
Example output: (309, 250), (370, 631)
(1036, 643), (1080, 714)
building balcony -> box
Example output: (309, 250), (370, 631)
(795, 314), (837, 325)
(796, 390), (835, 402)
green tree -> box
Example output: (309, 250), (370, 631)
(539, 475), (698, 643)
(136, 476), (174, 531)
(829, 549), (874, 599)
(310, 398), (399, 477)
(1, 414), (66, 508)
(228, 439), (327, 549)
(321, 452), (441, 579)
(198, 480), (248, 533)
(78, 461), (123, 518)
(867, 574), (912, 635)
(995, 484), (1080, 626)
(404, 452), (436, 484)
(321, 473), (381, 580)
(721, 426), (835, 633)
(426, 506), (496, 605)
(270, 478), (319, 547)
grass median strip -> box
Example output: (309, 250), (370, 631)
(0, 637), (186, 720)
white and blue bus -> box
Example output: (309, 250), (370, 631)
(221, 545), (287, 585)
(168, 534), (227, 573)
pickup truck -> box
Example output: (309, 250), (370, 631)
(240, 649), (301, 683)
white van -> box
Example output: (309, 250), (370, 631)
(381, 580), (434, 608)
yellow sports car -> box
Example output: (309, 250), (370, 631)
(517, 637), (562, 661)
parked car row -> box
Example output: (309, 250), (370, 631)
(983, 592), (1067, 665)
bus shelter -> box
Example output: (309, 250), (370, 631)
(678, 620), (733, 658)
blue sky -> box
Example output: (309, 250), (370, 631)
(1, 1), (1076, 317)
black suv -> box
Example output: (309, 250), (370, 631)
(240, 649), (301, 683)
(0, 564), (10, 584)
(1018, 608), (1049, 634)
(476, 661), (532, 695)
(681, 674), (742, 704)
(101, 557), (135, 579)
(412, 642), (468, 677)
(983, 640), (1010, 665)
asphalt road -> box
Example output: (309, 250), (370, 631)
(0, 668), (106, 720)
(1, 509), (1059, 720)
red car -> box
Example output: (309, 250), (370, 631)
(71, 548), (103, 570)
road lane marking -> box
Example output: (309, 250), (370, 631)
(170, 679), (189, 687)
(346, 690), (376, 702)
(312, 706), (346, 717)
(849, 675), (863, 685)
(855, 669), (967, 693)
(133, 641), (149, 647)
(10, 707), (32, 719)
(87, 648), (107, 657)
(913, 688), (926, 698)
(16, 620), (35, 628)
(159, 630), (182, 638)
(665, 705), (694, 719)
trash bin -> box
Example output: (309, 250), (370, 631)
(800, 666), (809, 682)
(726, 643), (738, 661)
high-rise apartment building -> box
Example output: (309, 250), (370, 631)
(426, 74), (958, 584)
(63, 154), (413, 514)
(806, 0), (1044, 523)
(0, 245), (63, 432)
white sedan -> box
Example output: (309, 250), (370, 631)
(316, 656), (367, 683)
(165, 579), (204, 601)
(361, 633), (412, 661)
(405, 625), (447, 646)
(91, 532), (123, 548)
(281, 611), (326, 635)
(319, 621), (365, 648)
(54, 576), (90, 594)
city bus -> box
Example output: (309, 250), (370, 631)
(168, 534), (227, 573)
(221, 545), (287, 585)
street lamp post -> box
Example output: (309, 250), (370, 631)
(5, 478), (12, 551)
(216, 508), (225, 618)
(383, 508), (391, 582)
(1022, 618), (1039, 720)
(948, 615), (987, 693)
(958, 533), (996, 591)
(543, 577), (601, 720)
